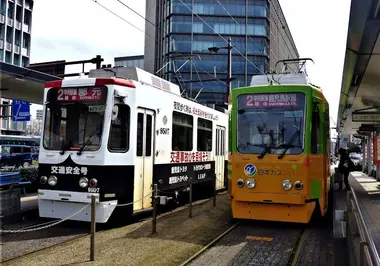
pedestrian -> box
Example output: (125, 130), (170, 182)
(338, 148), (354, 191)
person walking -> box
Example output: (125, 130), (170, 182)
(338, 148), (354, 191)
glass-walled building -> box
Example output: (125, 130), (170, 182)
(144, 0), (298, 106)
(0, 0), (33, 67)
(114, 55), (144, 69)
(0, 0), (33, 134)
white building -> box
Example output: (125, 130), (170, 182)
(0, 0), (33, 134)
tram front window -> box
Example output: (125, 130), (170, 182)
(237, 92), (306, 155)
(43, 87), (107, 152)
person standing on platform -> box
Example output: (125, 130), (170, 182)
(338, 148), (354, 191)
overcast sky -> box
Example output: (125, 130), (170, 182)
(30, 0), (352, 136)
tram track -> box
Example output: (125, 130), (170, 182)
(286, 228), (307, 266)
(179, 219), (330, 266)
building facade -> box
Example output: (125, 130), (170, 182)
(0, 0), (33, 134)
(114, 55), (144, 69)
(144, 0), (299, 106)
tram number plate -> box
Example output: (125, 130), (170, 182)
(88, 188), (100, 193)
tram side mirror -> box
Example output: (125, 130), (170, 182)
(238, 108), (245, 114)
(111, 105), (119, 121)
(312, 101), (320, 112)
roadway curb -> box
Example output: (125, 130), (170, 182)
(0, 208), (38, 226)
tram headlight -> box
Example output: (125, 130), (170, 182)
(40, 176), (48, 184)
(79, 177), (89, 188)
(48, 175), (58, 186)
(294, 181), (303, 190)
(282, 179), (292, 191)
(237, 178), (245, 188)
(246, 178), (256, 189)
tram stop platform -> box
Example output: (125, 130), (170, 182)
(346, 171), (380, 265)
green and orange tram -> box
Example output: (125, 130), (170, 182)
(228, 59), (332, 223)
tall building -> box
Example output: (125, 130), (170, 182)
(144, 0), (299, 106)
(0, 0), (33, 134)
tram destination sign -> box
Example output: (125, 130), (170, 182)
(351, 112), (380, 122)
(243, 93), (298, 108)
(54, 87), (106, 102)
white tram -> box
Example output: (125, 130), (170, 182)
(38, 67), (228, 223)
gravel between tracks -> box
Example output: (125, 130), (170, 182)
(0, 222), (88, 262)
(2, 192), (233, 266)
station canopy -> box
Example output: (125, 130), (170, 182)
(0, 62), (61, 104)
(337, 0), (380, 136)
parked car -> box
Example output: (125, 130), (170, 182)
(0, 144), (33, 168)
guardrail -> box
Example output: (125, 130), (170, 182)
(346, 188), (380, 266)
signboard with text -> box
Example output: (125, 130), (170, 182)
(352, 112), (380, 122)
(12, 100), (30, 122)
(56, 88), (105, 102)
(243, 93), (298, 108)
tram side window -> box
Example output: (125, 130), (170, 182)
(197, 118), (212, 151)
(108, 105), (130, 152)
(172, 111), (193, 151)
(311, 108), (320, 154)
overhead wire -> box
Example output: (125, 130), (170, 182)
(114, 0), (233, 91)
(92, 0), (227, 92)
(115, 0), (270, 90)
(216, 0), (268, 55)
(178, 0), (266, 76)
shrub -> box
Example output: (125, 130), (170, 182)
(19, 167), (39, 183)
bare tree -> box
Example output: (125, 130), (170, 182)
(26, 119), (42, 135)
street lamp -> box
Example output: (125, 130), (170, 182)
(208, 37), (233, 106)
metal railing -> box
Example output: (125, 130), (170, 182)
(346, 188), (380, 266)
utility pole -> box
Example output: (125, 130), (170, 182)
(208, 38), (233, 108)
(227, 37), (232, 105)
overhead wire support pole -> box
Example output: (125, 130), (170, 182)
(227, 37), (232, 103)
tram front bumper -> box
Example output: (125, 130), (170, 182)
(38, 189), (117, 223)
(231, 192), (316, 223)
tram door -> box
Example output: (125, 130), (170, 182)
(134, 108), (155, 211)
(215, 126), (226, 190)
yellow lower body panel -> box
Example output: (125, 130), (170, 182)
(231, 199), (316, 224)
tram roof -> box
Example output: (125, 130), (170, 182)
(0, 62), (61, 104)
(337, 0), (380, 135)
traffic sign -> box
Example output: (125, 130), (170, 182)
(12, 100), (30, 122)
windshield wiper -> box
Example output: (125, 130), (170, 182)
(258, 143), (272, 159)
(59, 140), (71, 155)
(277, 129), (300, 159)
(77, 130), (100, 155)
(77, 135), (93, 156)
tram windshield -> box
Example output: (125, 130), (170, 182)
(43, 87), (107, 152)
(237, 92), (306, 155)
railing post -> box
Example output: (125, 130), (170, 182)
(90, 195), (96, 261)
(360, 241), (368, 266)
(189, 182), (193, 218)
(213, 173), (216, 207)
(152, 184), (158, 234)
